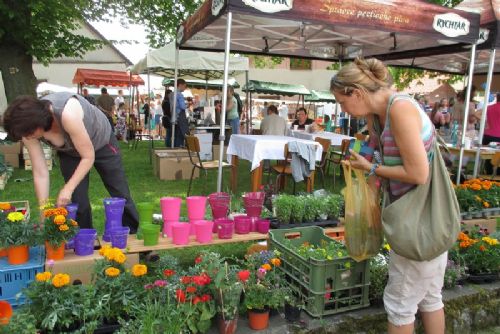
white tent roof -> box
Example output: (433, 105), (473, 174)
(130, 43), (249, 80)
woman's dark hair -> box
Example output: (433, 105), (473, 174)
(2, 95), (53, 141)
(267, 105), (278, 114)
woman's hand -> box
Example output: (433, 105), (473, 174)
(343, 150), (372, 172)
(56, 185), (73, 207)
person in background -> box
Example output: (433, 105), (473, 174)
(452, 89), (477, 132)
(114, 89), (125, 109)
(278, 101), (289, 121)
(96, 87), (115, 132)
(3, 93), (139, 232)
(226, 86), (240, 135)
(291, 107), (314, 130)
(261, 104), (288, 136)
(162, 89), (172, 147)
(324, 114), (333, 132)
(82, 88), (96, 106)
(430, 98), (450, 129)
(174, 79), (189, 147)
(477, 92), (500, 174)
(331, 58), (445, 334)
(115, 102), (128, 144)
(142, 97), (150, 132)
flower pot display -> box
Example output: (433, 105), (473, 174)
(217, 314), (238, 334)
(74, 229), (97, 256)
(7, 245), (29, 265)
(45, 241), (66, 261)
(248, 308), (270, 330)
(209, 192), (231, 220)
(171, 222), (191, 245)
(0, 300), (13, 325)
(216, 219), (234, 239)
(64, 203), (79, 250)
(103, 197), (126, 242)
(234, 215), (252, 235)
(109, 226), (130, 249)
(255, 219), (270, 234)
(136, 202), (154, 240)
(142, 224), (161, 246)
(243, 192), (265, 218)
(194, 220), (214, 244)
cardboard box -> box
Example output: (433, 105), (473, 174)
(195, 133), (213, 160)
(47, 251), (139, 284)
(152, 149), (199, 181)
(3, 153), (19, 168)
(462, 218), (497, 234)
(0, 142), (21, 154)
(25, 159), (53, 171)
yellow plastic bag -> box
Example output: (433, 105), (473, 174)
(342, 164), (383, 262)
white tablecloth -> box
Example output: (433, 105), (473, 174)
(227, 135), (323, 171)
(290, 130), (353, 146)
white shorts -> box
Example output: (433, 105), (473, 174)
(383, 250), (447, 326)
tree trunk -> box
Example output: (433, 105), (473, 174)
(0, 42), (37, 104)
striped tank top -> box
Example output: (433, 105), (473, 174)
(380, 94), (435, 198)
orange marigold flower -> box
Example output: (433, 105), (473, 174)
(483, 202), (490, 208)
(459, 241), (470, 248)
(261, 263), (272, 271)
(479, 245), (486, 252)
(105, 267), (121, 277)
(58, 224), (69, 231)
(54, 215), (66, 224)
(43, 209), (56, 217)
(55, 207), (68, 216)
(270, 258), (281, 267)
(52, 273), (70, 288)
(70, 219), (78, 226)
(35, 271), (52, 282)
(470, 184), (482, 191)
(132, 264), (148, 277)
(458, 232), (469, 241)
(0, 202), (11, 210)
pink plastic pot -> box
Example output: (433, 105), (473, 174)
(162, 220), (175, 238)
(186, 196), (207, 222)
(171, 222), (191, 245)
(208, 192), (231, 206)
(256, 219), (270, 234)
(194, 220), (214, 244)
(234, 215), (252, 235)
(160, 197), (182, 222)
(216, 219), (234, 239)
(211, 204), (229, 220)
(245, 206), (263, 218)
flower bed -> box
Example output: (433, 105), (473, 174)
(455, 179), (500, 218)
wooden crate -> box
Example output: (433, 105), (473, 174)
(23, 147), (52, 160)
(24, 159), (53, 171)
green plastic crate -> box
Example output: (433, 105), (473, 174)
(269, 226), (370, 317)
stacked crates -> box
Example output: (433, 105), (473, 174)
(269, 226), (370, 317)
(23, 145), (53, 171)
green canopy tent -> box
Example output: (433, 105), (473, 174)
(162, 78), (240, 89)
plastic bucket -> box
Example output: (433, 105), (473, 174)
(186, 196), (207, 222)
(234, 215), (252, 235)
(103, 197), (126, 242)
(211, 204), (229, 220)
(65, 203), (79, 250)
(171, 222), (191, 245)
(216, 219), (234, 239)
(160, 197), (182, 222)
(142, 225), (161, 246)
(162, 220), (175, 238)
(245, 205), (263, 218)
(208, 192), (231, 206)
(7, 245), (29, 265)
(194, 220), (214, 244)
(256, 219), (271, 234)
(137, 202), (154, 224)
(109, 226), (130, 249)
(74, 229), (97, 256)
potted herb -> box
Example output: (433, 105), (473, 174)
(290, 197), (305, 224)
(273, 195), (294, 225)
(325, 194), (344, 220)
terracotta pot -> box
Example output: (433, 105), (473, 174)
(0, 300), (13, 324)
(45, 241), (66, 261)
(7, 245), (29, 265)
(248, 308), (270, 330)
(217, 314), (238, 334)
(0, 247), (7, 257)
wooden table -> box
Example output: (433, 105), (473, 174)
(226, 134), (323, 192)
(102, 226), (345, 254)
(444, 145), (498, 160)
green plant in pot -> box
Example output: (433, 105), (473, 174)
(283, 286), (304, 322)
(273, 194), (294, 225)
(369, 252), (389, 305)
(303, 196), (319, 223)
(290, 196), (305, 224)
(0, 209), (41, 265)
(326, 194), (344, 220)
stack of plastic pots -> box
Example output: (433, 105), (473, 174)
(160, 197), (182, 238)
(186, 196), (207, 235)
(74, 229), (97, 256)
(243, 192), (265, 218)
(208, 192), (230, 232)
(65, 203), (79, 250)
(136, 202), (154, 240)
(103, 197), (126, 242)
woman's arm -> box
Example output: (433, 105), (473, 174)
(56, 98), (95, 206)
(22, 138), (50, 206)
(348, 99), (429, 185)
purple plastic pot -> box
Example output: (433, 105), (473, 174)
(234, 215), (252, 234)
(216, 219), (234, 239)
(74, 229), (97, 256)
(256, 219), (270, 234)
(103, 197), (126, 242)
(65, 203), (79, 249)
(109, 226), (130, 249)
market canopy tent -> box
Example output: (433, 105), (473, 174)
(130, 42), (249, 79)
(242, 80), (310, 96)
(305, 90), (336, 103)
(72, 69), (144, 88)
(162, 78), (240, 89)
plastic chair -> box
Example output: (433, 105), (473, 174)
(325, 139), (351, 189)
(314, 137), (331, 188)
(185, 135), (231, 196)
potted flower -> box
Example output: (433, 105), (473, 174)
(0, 208), (40, 265)
(42, 206), (79, 260)
(241, 250), (287, 330)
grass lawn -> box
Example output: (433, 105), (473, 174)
(1, 139), (344, 263)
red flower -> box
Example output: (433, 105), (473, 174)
(201, 294), (212, 302)
(192, 296), (202, 305)
(186, 286), (197, 294)
(176, 289), (186, 302)
(181, 276), (192, 285)
(237, 270), (250, 282)
(195, 256), (202, 264)
(163, 269), (175, 277)
(193, 273), (211, 286)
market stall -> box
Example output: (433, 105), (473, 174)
(177, 0), (480, 191)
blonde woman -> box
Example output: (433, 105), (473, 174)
(330, 58), (446, 334)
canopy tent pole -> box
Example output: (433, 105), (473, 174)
(147, 70), (154, 163)
(217, 11), (233, 192)
(249, 91), (253, 133)
(473, 48), (496, 177)
(171, 46), (180, 148)
(456, 43), (477, 185)
(245, 70), (250, 134)
(205, 71), (209, 105)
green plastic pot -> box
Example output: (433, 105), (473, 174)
(142, 224), (161, 246)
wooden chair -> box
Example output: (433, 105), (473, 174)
(325, 139), (351, 189)
(478, 152), (500, 181)
(185, 135), (231, 196)
(271, 143), (315, 194)
(314, 137), (331, 188)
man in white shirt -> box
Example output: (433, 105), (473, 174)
(261, 105), (288, 136)
(114, 89), (125, 109)
(278, 101), (289, 120)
